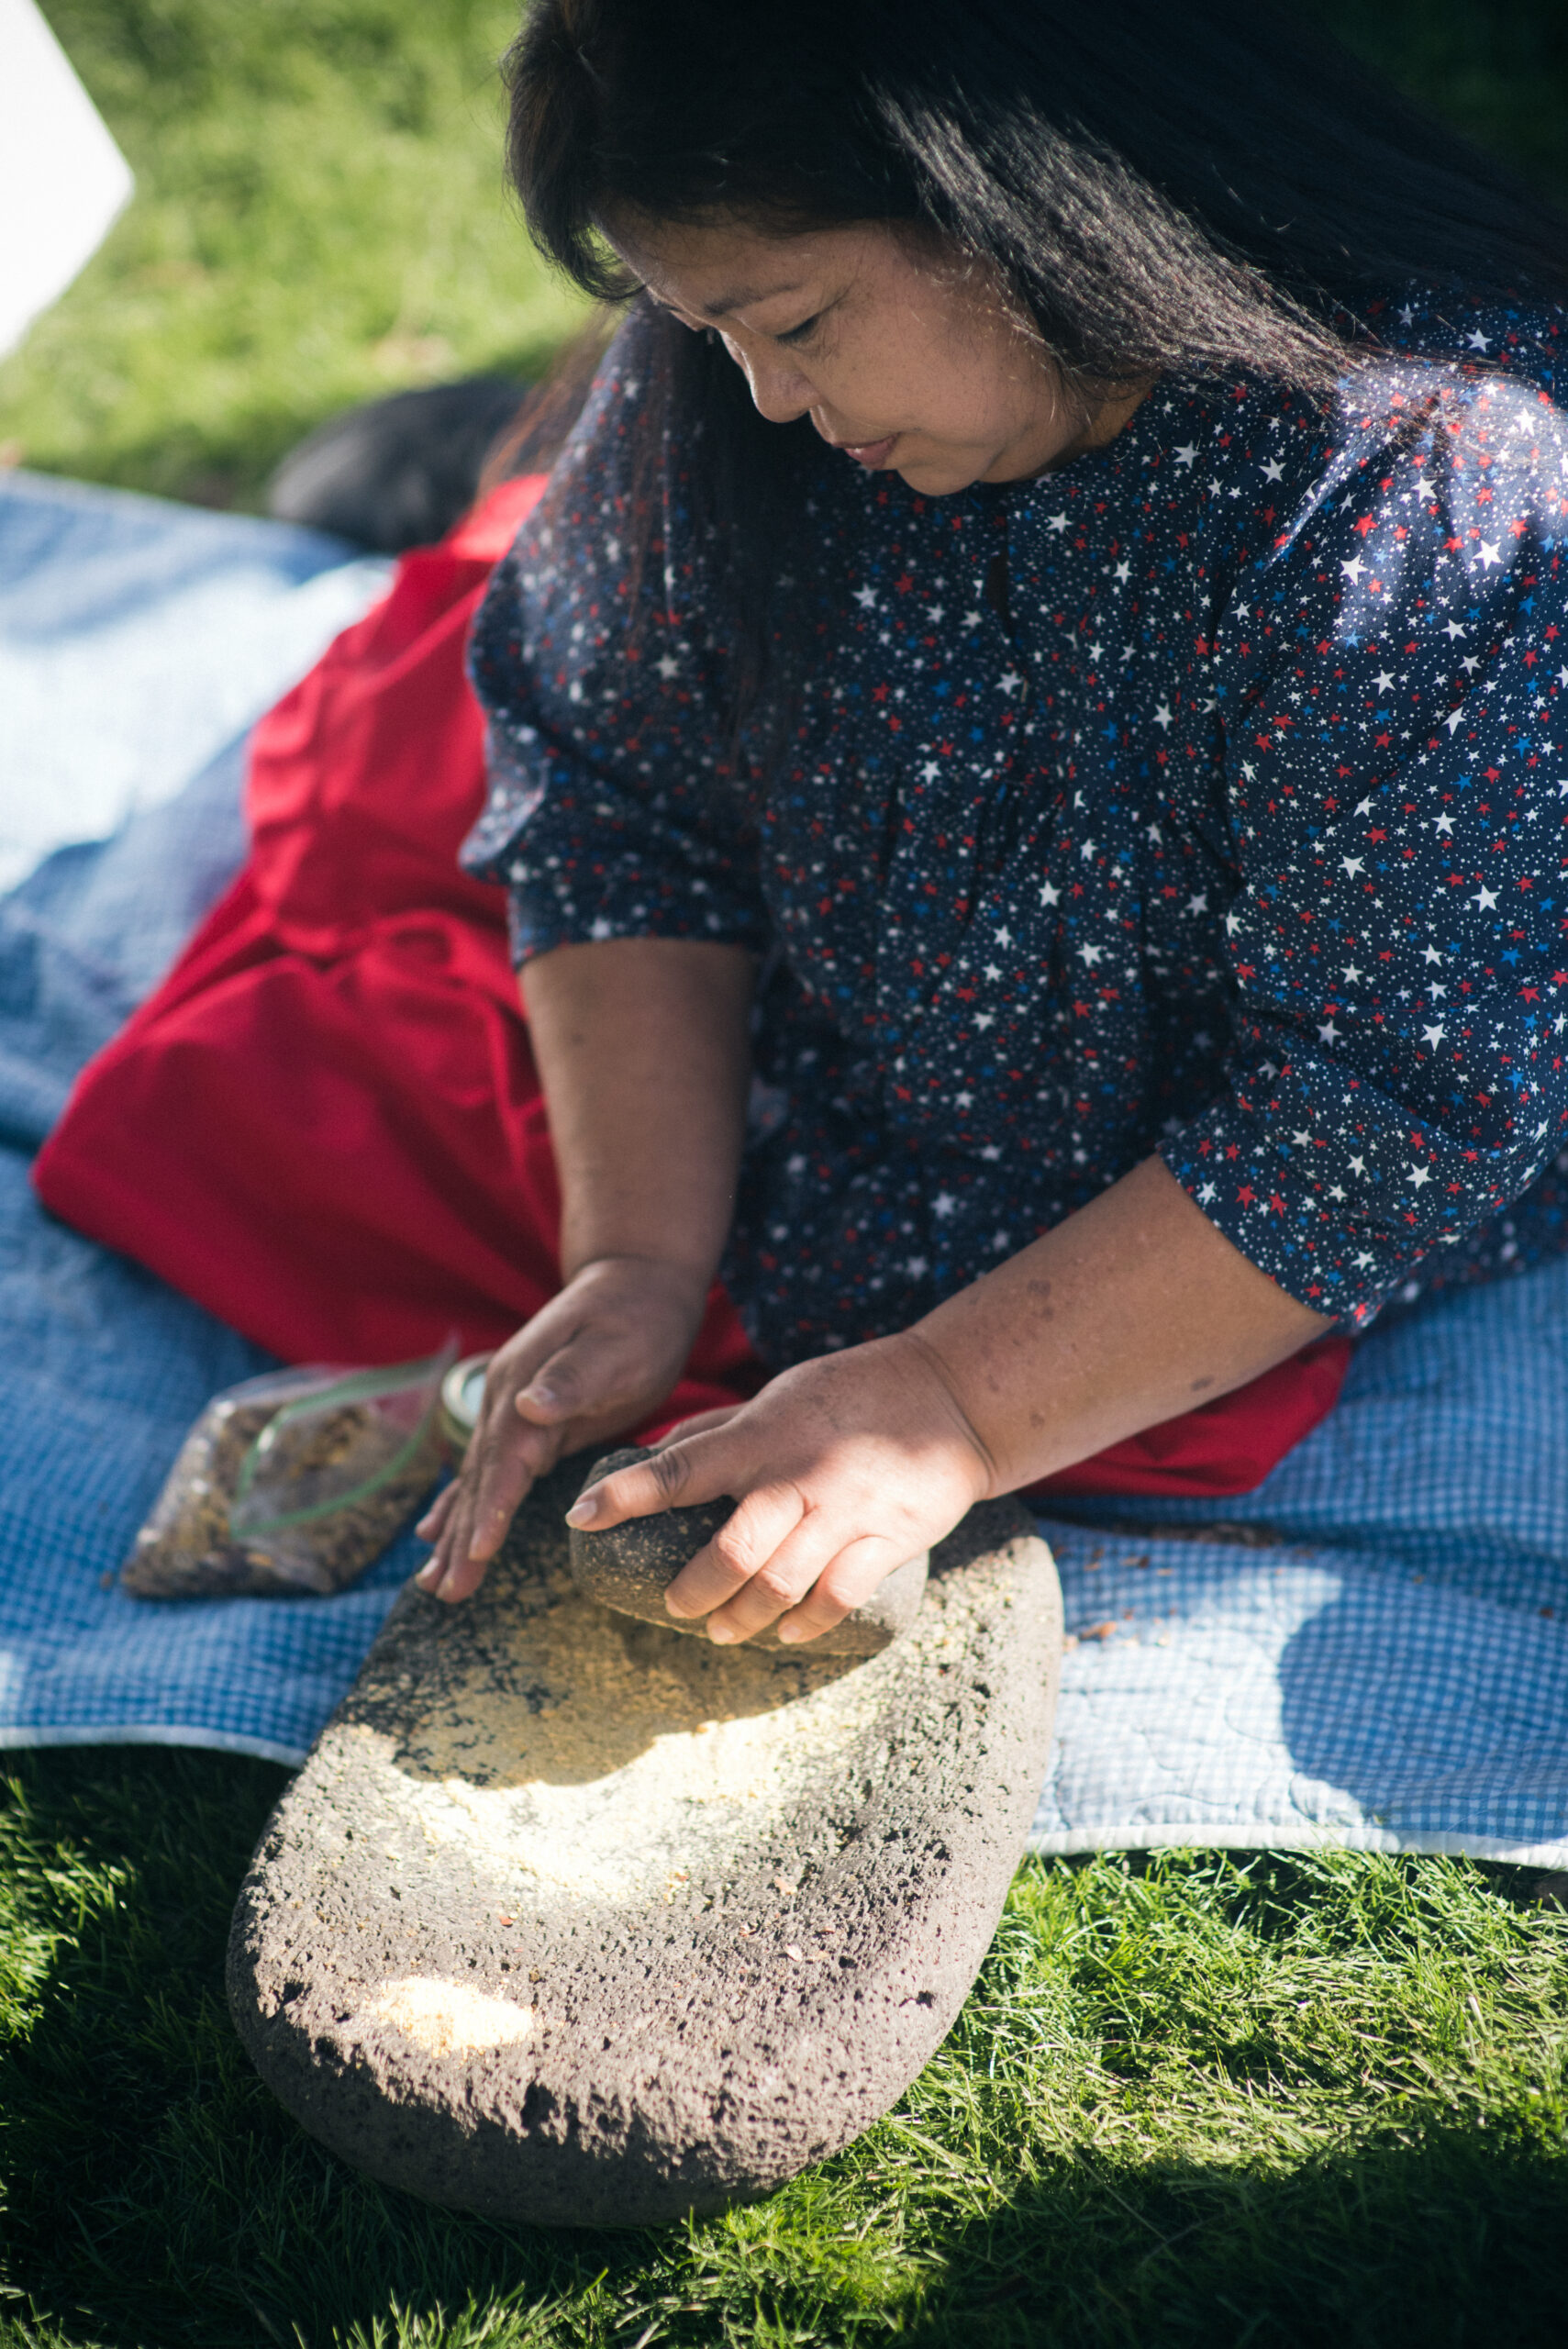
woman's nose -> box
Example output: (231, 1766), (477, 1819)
(728, 338), (813, 425)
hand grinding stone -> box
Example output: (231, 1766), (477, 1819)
(227, 1456), (1062, 2227)
(569, 1447), (929, 1655)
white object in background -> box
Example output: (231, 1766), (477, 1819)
(0, 0), (133, 359)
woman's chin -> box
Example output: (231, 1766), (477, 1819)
(892, 452), (989, 497)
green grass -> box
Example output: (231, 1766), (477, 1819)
(0, 1), (587, 507)
(4, 3), (1568, 2341)
(1, 1747), (1564, 2348)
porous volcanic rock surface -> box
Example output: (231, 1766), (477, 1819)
(227, 1456), (1062, 2226)
(569, 1446), (929, 1655)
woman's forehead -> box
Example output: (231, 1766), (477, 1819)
(606, 213), (886, 312)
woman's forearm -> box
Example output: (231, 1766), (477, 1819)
(909, 1153), (1331, 1493)
(522, 937), (755, 1286)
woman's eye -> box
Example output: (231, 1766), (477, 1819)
(775, 313), (822, 348)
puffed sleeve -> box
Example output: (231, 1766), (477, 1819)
(1162, 352), (1568, 1325)
(462, 309), (770, 961)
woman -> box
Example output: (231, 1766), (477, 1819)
(417, 0), (1568, 1644)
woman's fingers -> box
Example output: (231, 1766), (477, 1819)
(467, 1423), (557, 1559)
(771, 1537), (898, 1643)
(565, 1420), (740, 1534)
(416, 1371), (559, 1600)
(415, 1480), (459, 1542)
(662, 1480), (809, 1620)
(703, 1526), (895, 1643)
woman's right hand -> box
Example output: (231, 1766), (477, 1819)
(413, 1253), (711, 1602)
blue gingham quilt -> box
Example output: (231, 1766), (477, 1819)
(1, 474), (1565, 1865)
(1031, 1264), (1568, 1863)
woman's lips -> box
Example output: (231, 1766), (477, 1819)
(836, 434), (897, 468)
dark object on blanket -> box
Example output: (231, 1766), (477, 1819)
(226, 1453), (1062, 2226)
(268, 379), (528, 553)
(122, 1354), (451, 1598)
(570, 1445), (929, 1655)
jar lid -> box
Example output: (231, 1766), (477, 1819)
(439, 1352), (493, 1456)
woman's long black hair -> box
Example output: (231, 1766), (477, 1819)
(499, 0), (1568, 764)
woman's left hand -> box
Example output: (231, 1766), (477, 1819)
(563, 1330), (996, 1644)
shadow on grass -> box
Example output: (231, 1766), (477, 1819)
(888, 2134), (1568, 2349)
(2, 1749), (1564, 2349)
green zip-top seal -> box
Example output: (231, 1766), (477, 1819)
(229, 1339), (459, 1539)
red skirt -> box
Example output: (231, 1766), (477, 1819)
(33, 478), (1351, 1498)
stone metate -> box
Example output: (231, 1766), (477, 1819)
(227, 1453), (1062, 2225)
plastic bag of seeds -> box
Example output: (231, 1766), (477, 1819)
(122, 1341), (457, 1598)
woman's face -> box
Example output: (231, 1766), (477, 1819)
(610, 215), (1140, 495)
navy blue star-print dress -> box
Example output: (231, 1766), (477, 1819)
(465, 293), (1568, 1371)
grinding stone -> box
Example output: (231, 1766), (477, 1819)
(570, 1446), (929, 1655)
(227, 1456), (1062, 2227)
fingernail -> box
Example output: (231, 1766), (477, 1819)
(521, 1383), (557, 1410)
(564, 1499), (595, 1527)
(776, 1621), (804, 1643)
(706, 1621), (740, 1644)
(414, 1561), (440, 1590)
